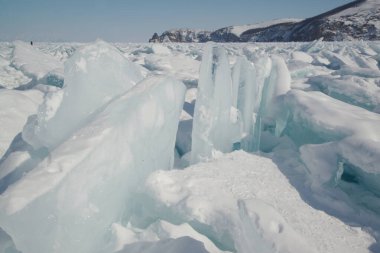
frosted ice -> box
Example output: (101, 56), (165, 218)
(0, 75), (185, 253)
(22, 40), (145, 150)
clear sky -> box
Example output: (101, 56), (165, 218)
(0, 0), (352, 42)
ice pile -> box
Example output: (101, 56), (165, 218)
(0, 40), (380, 253)
(0, 41), (186, 253)
(191, 44), (290, 162)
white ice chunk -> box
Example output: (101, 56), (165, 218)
(0, 76), (185, 253)
(22, 40), (144, 150)
(0, 89), (43, 158)
(284, 90), (380, 205)
(291, 51), (313, 63)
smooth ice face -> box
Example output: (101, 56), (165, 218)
(22, 40), (145, 150)
(231, 57), (257, 151)
(191, 44), (240, 163)
(0, 76), (186, 253)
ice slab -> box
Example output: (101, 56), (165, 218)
(191, 44), (240, 163)
(0, 75), (185, 253)
(309, 75), (380, 111)
(282, 90), (380, 209)
(22, 40), (145, 150)
(146, 151), (375, 253)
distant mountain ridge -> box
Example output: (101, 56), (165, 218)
(149, 0), (380, 42)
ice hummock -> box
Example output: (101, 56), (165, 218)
(22, 40), (145, 150)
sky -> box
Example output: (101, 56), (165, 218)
(0, 0), (353, 42)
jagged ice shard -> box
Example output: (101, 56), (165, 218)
(23, 40), (145, 150)
(192, 45), (291, 160)
(191, 44), (240, 163)
(0, 41), (186, 253)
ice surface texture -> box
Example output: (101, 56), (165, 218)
(0, 42), (185, 253)
(146, 151), (374, 253)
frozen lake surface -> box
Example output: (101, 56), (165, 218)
(0, 40), (379, 253)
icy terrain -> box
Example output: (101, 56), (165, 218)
(0, 40), (379, 253)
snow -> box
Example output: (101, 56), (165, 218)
(0, 40), (380, 253)
(146, 151), (375, 253)
(230, 19), (303, 37)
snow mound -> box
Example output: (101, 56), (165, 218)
(146, 151), (375, 253)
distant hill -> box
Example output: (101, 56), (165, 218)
(149, 0), (380, 42)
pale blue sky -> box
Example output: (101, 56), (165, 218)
(0, 0), (352, 42)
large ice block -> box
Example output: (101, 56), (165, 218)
(191, 44), (240, 163)
(22, 40), (145, 150)
(0, 75), (186, 253)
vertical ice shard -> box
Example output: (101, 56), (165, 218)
(231, 57), (257, 151)
(22, 40), (145, 150)
(253, 55), (291, 151)
(191, 44), (239, 164)
(0, 76), (186, 253)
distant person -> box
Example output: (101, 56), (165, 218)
(30, 41), (33, 46)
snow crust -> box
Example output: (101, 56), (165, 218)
(147, 151), (375, 253)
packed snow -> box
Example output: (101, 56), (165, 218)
(0, 40), (379, 253)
